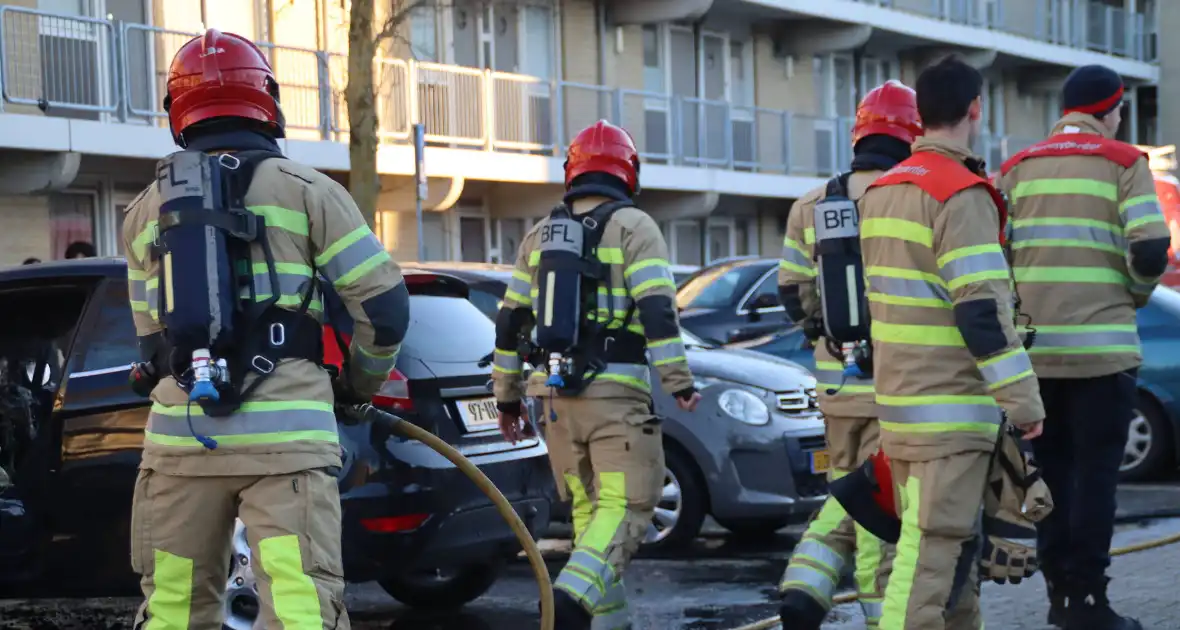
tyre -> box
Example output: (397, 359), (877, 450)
(642, 444), (707, 552)
(715, 517), (791, 540)
(378, 558), (505, 611)
(1119, 397), (1173, 482)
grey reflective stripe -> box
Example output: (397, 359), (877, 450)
(625, 262), (673, 291)
(1012, 224), (1124, 250)
(555, 549), (616, 609)
(596, 291), (630, 314)
(321, 232), (386, 286)
(493, 349), (521, 374)
(594, 580), (630, 627)
(869, 276), (949, 302)
(781, 564), (837, 601)
(794, 539), (846, 574)
(813, 369), (873, 387)
(878, 403), (1003, 426)
(506, 274), (531, 300)
(597, 363), (652, 389)
(647, 339), (686, 365)
(1031, 329), (1140, 349)
(145, 285), (159, 311)
(861, 598), (883, 623)
(1131, 281), (1155, 294)
(1124, 199), (1163, 225)
(129, 278), (147, 303)
(351, 343), (397, 376)
(939, 250), (1009, 284)
(245, 270), (315, 302)
(147, 408), (338, 438)
(978, 350), (1033, 387)
(781, 243), (813, 269)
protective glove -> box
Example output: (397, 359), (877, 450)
(980, 535), (1039, 585)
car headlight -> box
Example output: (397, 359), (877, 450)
(717, 388), (771, 426)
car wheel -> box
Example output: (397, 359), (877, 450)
(1120, 399), (1172, 482)
(643, 445), (706, 551)
(378, 558), (505, 611)
(714, 517), (791, 540)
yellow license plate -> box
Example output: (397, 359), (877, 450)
(810, 450), (831, 474)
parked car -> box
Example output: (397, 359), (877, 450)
(669, 264), (701, 288)
(0, 259), (553, 617)
(730, 285), (1180, 482)
(413, 262), (830, 549)
(675, 258), (784, 345)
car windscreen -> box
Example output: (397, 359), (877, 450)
(400, 294), (496, 363)
(676, 263), (769, 310)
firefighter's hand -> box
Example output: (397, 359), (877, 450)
(676, 391), (702, 412)
(1019, 419), (1044, 440)
(498, 411), (527, 444)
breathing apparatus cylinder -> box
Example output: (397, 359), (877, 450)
(154, 150), (238, 402)
(812, 183), (870, 345)
(535, 210), (587, 389)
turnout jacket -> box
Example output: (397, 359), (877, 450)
(123, 136), (409, 476)
(998, 112), (1170, 379)
(778, 171), (883, 419)
(491, 195), (695, 408)
(859, 137), (1044, 461)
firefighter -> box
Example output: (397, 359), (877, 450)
(492, 120), (700, 630)
(123, 30), (409, 629)
(775, 80), (922, 629)
(857, 55), (1045, 630)
(997, 64), (1170, 630)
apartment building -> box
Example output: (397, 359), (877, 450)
(0, 0), (1163, 267)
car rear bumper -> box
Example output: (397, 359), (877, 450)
(340, 452), (555, 582)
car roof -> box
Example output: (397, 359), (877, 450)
(0, 256), (127, 282)
(408, 262), (512, 283)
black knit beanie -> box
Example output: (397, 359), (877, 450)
(1063, 64), (1124, 118)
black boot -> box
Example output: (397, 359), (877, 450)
(552, 589), (593, 630)
(1045, 575), (1067, 628)
(778, 590), (827, 630)
(1065, 578), (1142, 630)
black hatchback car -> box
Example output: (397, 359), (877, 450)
(0, 259), (553, 613)
(675, 258), (784, 345)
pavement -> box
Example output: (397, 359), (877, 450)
(3, 484), (1180, 630)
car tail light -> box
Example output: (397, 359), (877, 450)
(404, 273), (440, 286)
(360, 514), (430, 533)
(372, 368), (414, 412)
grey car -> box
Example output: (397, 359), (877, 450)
(410, 263), (830, 550)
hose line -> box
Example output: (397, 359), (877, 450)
(728, 528), (1180, 630)
(343, 404), (555, 630)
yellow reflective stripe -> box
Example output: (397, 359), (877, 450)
(127, 268), (149, 281)
(867, 293), (952, 309)
(861, 218), (933, 247)
(132, 220), (158, 261)
(804, 227), (816, 244)
(1010, 178), (1118, 201)
(152, 400), (334, 416)
(579, 472), (627, 551)
(598, 247), (624, 264)
(1120, 194), (1158, 212)
(623, 257), (664, 277)
(1012, 239), (1124, 256)
(1013, 266), (1128, 284)
(145, 549), (193, 630)
(595, 373), (651, 391)
(1126, 213), (1166, 231)
(511, 269), (530, 282)
(565, 474), (593, 542)
(783, 237), (809, 259)
(780, 260), (818, 278)
(247, 205), (310, 236)
(872, 322), (964, 346)
(935, 243), (1003, 268)
(865, 266), (946, 287)
(1012, 216), (1121, 233)
(252, 261), (315, 277)
(880, 475), (921, 630)
(877, 394), (998, 406)
(977, 347), (1035, 390)
(258, 534), (322, 629)
(144, 429), (340, 447)
(315, 226), (369, 266)
(947, 270), (1010, 291)
(879, 421), (1001, 435)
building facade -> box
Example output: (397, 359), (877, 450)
(0, 0), (1163, 266)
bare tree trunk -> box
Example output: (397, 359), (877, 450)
(347, 0), (379, 228)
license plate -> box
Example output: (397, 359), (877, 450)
(457, 397), (500, 431)
(810, 449), (831, 474)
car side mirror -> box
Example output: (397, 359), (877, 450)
(748, 293), (779, 311)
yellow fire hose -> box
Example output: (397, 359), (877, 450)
(728, 531), (1180, 630)
(345, 404), (555, 630)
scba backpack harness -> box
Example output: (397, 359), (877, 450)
(149, 149), (323, 448)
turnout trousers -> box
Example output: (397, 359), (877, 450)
(130, 468), (348, 630)
(1032, 371), (1137, 589)
(779, 416), (894, 627)
(880, 451), (988, 630)
(541, 395), (664, 630)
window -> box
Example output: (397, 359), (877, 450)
(813, 56), (832, 115)
(459, 216), (487, 262)
(49, 192), (96, 260)
(401, 295), (495, 362)
(677, 263), (769, 310)
(673, 222), (702, 266)
(730, 40), (754, 108)
(735, 219), (750, 256)
(643, 25), (665, 94)
(520, 6), (553, 79)
(78, 281), (139, 372)
(410, 5), (439, 61)
(467, 282), (506, 321)
(742, 271), (781, 311)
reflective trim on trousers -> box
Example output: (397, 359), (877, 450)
(781, 564), (838, 603)
(1026, 325), (1140, 354)
(880, 473), (923, 630)
(555, 548), (618, 611)
(144, 549), (193, 629)
(861, 598), (884, 627)
(316, 226), (391, 288)
(595, 578), (632, 629)
(351, 342), (398, 376)
(977, 347), (1034, 390)
(793, 538), (847, 577)
(877, 400), (1003, 427)
(1012, 221), (1125, 252)
(258, 534), (323, 629)
(647, 337), (687, 366)
(493, 348), (522, 375)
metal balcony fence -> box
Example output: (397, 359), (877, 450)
(0, 6), (1147, 180)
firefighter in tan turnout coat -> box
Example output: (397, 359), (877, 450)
(858, 56), (1045, 630)
(775, 80), (922, 630)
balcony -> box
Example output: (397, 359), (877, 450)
(0, 6), (1045, 184)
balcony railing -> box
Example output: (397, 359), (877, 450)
(0, 6), (1058, 179)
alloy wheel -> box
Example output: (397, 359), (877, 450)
(644, 467), (682, 544)
(1121, 410), (1153, 473)
(223, 519), (261, 630)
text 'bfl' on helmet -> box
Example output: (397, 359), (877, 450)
(852, 79), (923, 146)
(565, 120), (641, 194)
(828, 448), (901, 544)
(164, 29), (286, 145)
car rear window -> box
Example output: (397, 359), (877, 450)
(677, 263), (769, 310)
(400, 295), (495, 363)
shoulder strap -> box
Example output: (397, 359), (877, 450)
(825, 172), (852, 199)
(581, 200), (634, 255)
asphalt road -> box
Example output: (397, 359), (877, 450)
(3, 484), (1180, 630)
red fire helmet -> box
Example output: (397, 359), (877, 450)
(852, 79), (923, 147)
(564, 120), (641, 194)
(164, 29), (285, 144)
(828, 448), (900, 543)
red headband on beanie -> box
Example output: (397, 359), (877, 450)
(1064, 85), (1124, 116)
